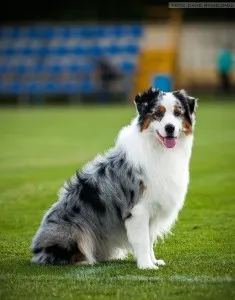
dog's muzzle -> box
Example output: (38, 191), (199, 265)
(157, 131), (178, 149)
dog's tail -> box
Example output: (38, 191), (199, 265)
(32, 243), (85, 265)
(31, 222), (97, 265)
(31, 240), (86, 265)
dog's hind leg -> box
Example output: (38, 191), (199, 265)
(109, 248), (128, 261)
(77, 232), (96, 265)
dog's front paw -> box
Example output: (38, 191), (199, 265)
(154, 259), (166, 266)
(150, 250), (166, 266)
(137, 261), (159, 270)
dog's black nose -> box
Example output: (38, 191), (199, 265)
(165, 124), (175, 135)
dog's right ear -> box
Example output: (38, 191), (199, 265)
(134, 87), (160, 115)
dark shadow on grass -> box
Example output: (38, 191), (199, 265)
(3, 258), (136, 272)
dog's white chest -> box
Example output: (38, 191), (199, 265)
(143, 144), (191, 222)
(118, 124), (193, 234)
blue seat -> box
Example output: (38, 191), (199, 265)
(0, 81), (22, 93)
(89, 45), (103, 56)
(0, 27), (19, 38)
(28, 27), (54, 38)
(23, 82), (42, 93)
(119, 62), (136, 72)
(125, 44), (139, 55)
(0, 24), (143, 95)
(131, 25), (143, 37)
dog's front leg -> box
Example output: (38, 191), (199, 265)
(149, 219), (166, 266)
(125, 204), (157, 269)
(149, 232), (166, 266)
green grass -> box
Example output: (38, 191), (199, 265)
(0, 102), (234, 300)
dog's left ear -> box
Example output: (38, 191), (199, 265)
(173, 89), (198, 114)
(187, 96), (198, 114)
(134, 87), (160, 115)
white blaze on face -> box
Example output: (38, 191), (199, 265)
(151, 93), (183, 149)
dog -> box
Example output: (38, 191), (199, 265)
(31, 87), (197, 269)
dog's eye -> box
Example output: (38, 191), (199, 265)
(154, 110), (164, 119)
(174, 109), (182, 117)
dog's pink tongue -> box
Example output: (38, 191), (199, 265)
(163, 137), (177, 148)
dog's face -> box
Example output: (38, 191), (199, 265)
(135, 87), (197, 149)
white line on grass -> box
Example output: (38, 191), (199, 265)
(1, 271), (234, 284)
(115, 275), (234, 283)
(71, 267), (234, 284)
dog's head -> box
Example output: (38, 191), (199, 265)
(134, 87), (197, 149)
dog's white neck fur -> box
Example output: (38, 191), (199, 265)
(116, 116), (194, 269)
(117, 116), (193, 170)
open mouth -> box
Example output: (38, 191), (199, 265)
(157, 131), (178, 149)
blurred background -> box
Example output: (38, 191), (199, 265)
(0, 0), (235, 105)
(0, 3), (235, 299)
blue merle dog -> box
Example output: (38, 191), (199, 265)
(31, 87), (197, 269)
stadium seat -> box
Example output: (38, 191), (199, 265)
(0, 25), (143, 96)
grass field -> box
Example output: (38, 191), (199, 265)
(0, 102), (234, 300)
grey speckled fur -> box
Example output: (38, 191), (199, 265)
(31, 147), (144, 264)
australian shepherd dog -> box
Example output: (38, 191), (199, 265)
(31, 87), (197, 269)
